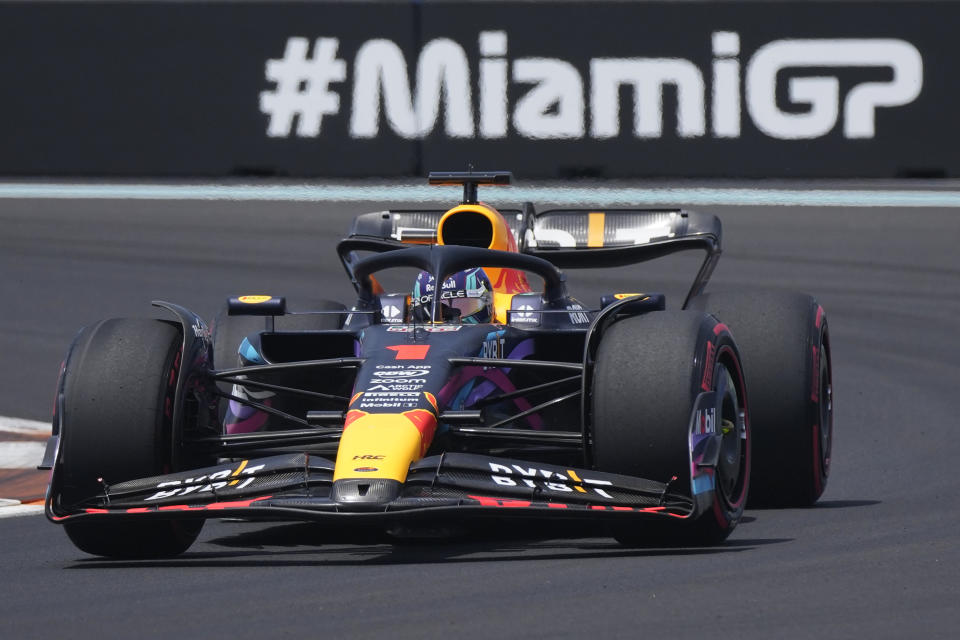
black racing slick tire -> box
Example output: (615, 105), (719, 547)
(592, 311), (750, 545)
(688, 291), (832, 507)
(58, 318), (202, 558)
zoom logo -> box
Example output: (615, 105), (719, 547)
(260, 32), (923, 141)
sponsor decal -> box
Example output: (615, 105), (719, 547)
(353, 467), (379, 473)
(190, 319), (211, 341)
(358, 390), (422, 409)
(368, 382), (425, 391)
(614, 293), (643, 300)
(260, 31), (922, 143)
(480, 334), (505, 359)
(413, 288), (488, 310)
(361, 392), (421, 398)
(487, 462), (614, 499)
(381, 304), (403, 323)
(372, 367), (430, 377)
(367, 364), (431, 392)
(386, 325), (462, 332)
(511, 304), (538, 324)
(701, 341), (716, 392)
(353, 454), (384, 460)
(693, 406), (717, 435)
(238, 295), (272, 304)
(566, 303), (591, 324)
(145, 460), (266, 501)
(387, 344), (431, 360)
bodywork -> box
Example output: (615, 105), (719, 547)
(43, 172), (730, 531)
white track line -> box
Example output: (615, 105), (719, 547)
(0, 416), (50, 435)
(0, 442), (46, 469)
(2, 182), (960, 207)
(0, 417), (48, 471)
(0, 503), (44, 519)
(0, 417), (49, 517)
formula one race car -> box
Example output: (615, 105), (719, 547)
(41, 171), (833, 558)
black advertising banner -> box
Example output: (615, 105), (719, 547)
(0, 2), (419, 176)
(417, 2), (947, 178)
(0, 1), (956, 178)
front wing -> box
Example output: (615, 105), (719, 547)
(47, 452), (696, 525)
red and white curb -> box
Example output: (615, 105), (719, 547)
(0, 416), (49, 518)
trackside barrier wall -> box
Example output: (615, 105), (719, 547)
(0, 1), (956, 178)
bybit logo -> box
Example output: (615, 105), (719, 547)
(259, 31), (923, 141)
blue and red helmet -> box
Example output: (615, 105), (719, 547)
(411, 268), (494, 324)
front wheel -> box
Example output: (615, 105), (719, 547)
(57, 318), (202, 558)
(591, 311), (750, 545)
(688, 291), (832, 507)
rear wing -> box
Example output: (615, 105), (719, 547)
(526, 208), (721, 307)
(341, 207), (721, 308)
(527, 209), (719, 266)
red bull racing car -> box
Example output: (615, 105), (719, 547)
(41, 171), (833, 558)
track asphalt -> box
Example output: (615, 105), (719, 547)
(1, 185), (957, 638)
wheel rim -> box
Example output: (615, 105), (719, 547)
(716, 364), (747, 505)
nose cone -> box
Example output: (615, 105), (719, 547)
(331, 409), (437, 508)
(330, 478), (402, 510)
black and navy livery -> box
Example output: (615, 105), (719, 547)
(41, 171), (833, 557)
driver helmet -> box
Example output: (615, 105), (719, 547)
(411, 268), (494, 324)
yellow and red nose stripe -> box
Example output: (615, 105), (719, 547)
(333, 409), (438, 483)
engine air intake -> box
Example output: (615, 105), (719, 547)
(438, 210), (494, 248)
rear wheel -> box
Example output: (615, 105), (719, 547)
(58, 318), (201, 558)
(688, 291), (832, 506)
(592, 311), (750, 545)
